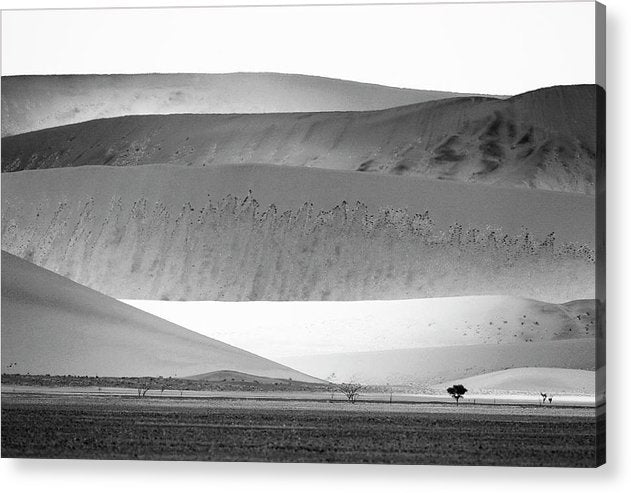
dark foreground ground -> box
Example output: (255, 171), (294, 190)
(1, 392), (604, 466)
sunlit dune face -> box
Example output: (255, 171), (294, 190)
(121, 296), (595, 360)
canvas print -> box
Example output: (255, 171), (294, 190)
(0, 2), (605, 466)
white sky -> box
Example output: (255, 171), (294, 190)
(1, 1), (596, 94)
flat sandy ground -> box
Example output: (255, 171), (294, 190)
(1, 390), (603, 466)
(1, 385), (597, 407)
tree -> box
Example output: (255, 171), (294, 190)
(447, 384), (468, 405)
(326, 373), (338, 400)
(384, 382), (394, 404)
(337, 382), (363, 403)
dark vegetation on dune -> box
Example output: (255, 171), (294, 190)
(2, 189), (594, 302)
(1, 85), (600, 193)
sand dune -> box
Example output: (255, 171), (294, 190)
(1, 165), (594, 302)
(122, 295), (598, 387)
(1, 73), (486, 137)
(122, 296), (596, 360)
(0, 251), (320, 382)
(278, 340), (596, 387)
(2, 85), (600, 193)
(437, 368), (596, 395)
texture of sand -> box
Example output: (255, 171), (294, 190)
(1, 165), (595, 303)
(2, 85), (599, 193)
(0, 251), (320, 382)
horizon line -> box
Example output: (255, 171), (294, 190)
(0, 71), (600, 99)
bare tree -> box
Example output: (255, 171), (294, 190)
(137, 379), (151, 398)
(137, 387), (150, 398)
(327, 373), (338, 400)
(337, 382), (364, 403)
(384, 382), (394, 404)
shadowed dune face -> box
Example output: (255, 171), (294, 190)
(2, 85), (599, 193)
(0, 251), (321, 382)
(1, 73), (487, 137)
(2, 165), (594, 302)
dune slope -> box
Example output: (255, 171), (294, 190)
(1, 73), (486, 137)
(1, 165), (595, 302)
(2, 85), (600, 193)
(0, 251), (320, 382)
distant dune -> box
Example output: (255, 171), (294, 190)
(437, 368), (596, 395)
(278, 340), (596, 387)
(2, 165), (594, 302)
(124, 295), (599, 387)
(2, 85), (599, 193)
(186, 370), (305, 385)
(1, 73), (486, 137)
(122, 296), (597, 360)
(0, 251), (320, 382)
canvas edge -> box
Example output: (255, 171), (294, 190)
(595, 0), (606, 468)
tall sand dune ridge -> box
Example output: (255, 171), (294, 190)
(2, 165), (594, 303)
(0, 250), (321, 382)
(1, 73), (488, 137)
(1, 84), (601, 193)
